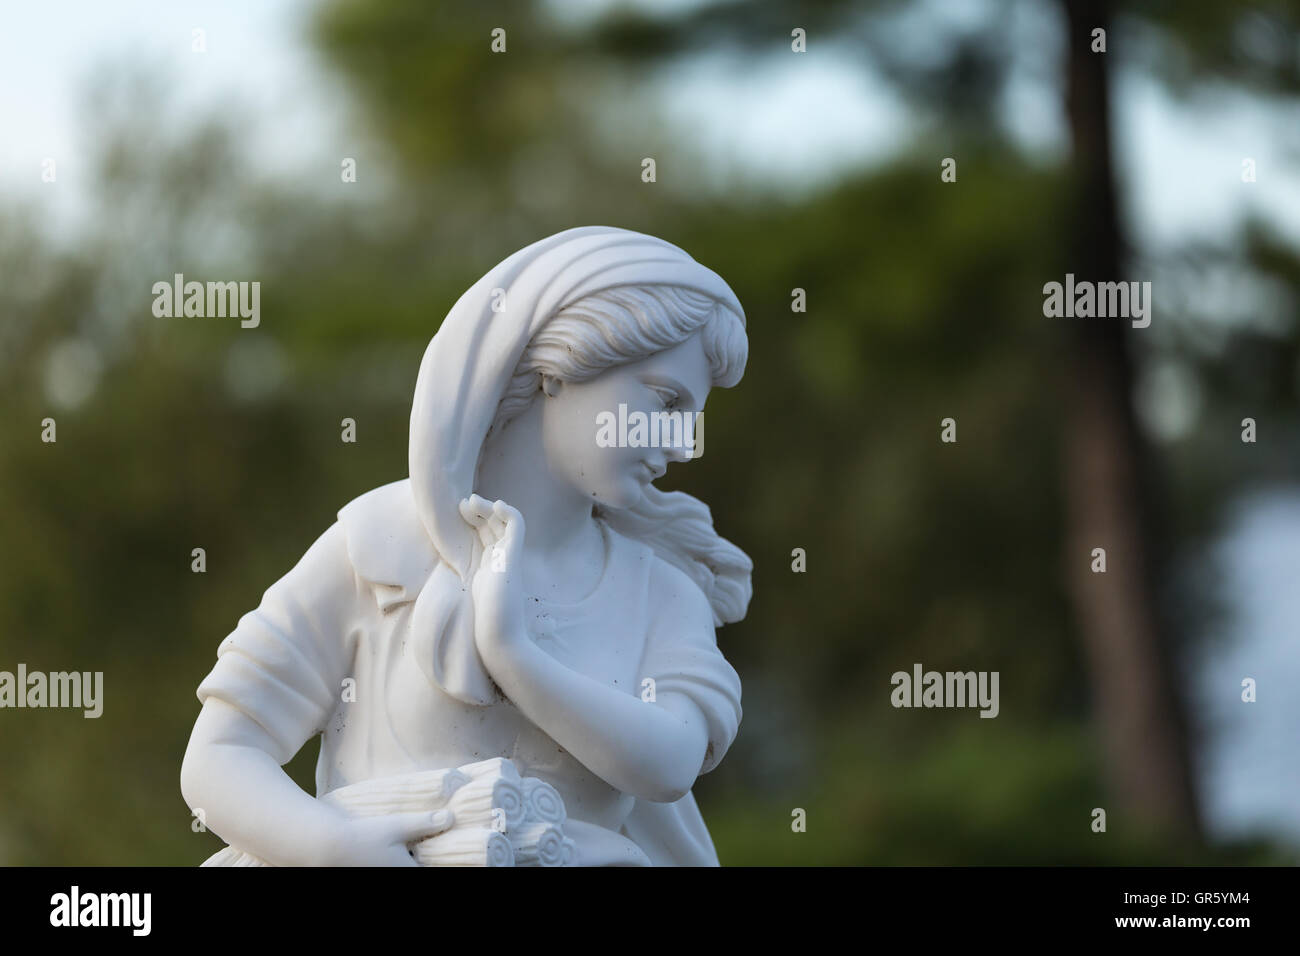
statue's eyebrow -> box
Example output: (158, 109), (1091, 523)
(641, 374), (698, 410)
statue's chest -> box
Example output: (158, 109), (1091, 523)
(370, 597), (648, 759)
(520, 597), (646, 692)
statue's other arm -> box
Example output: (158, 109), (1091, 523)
(180, 523), (449, 865)
(480, 558), (740, 804)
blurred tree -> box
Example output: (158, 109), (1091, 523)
(1058, 0), (1200, 836)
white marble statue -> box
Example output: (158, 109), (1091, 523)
(180, 226), (752, 866)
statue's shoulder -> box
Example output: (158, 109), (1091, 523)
(336, 479), (438, 608)
(644, 547), (704, 601)
(639, 546), (718, 637)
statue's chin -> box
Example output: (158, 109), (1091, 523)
(590, 482), (645, 513)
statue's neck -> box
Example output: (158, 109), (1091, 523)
(474, 402), (597, 558)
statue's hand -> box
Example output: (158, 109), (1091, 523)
(459, 495), (528, 666)
(321, 809), (454, 866)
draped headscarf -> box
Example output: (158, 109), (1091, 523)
(405, 226), (746, 705)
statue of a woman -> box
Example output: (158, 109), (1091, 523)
(180, 226), (751, 866)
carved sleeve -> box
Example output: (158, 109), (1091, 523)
(195, 522), (363, 765)
(640, 560), (743, 777)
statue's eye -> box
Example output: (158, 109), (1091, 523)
(647, 385), (680, 410)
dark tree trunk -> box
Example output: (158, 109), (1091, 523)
(1058, 0), (1201, 836)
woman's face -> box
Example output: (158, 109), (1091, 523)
(539, 331), (713, 510)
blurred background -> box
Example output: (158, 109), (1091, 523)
(1, 0), (1297, 865)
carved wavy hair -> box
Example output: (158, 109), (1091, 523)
(483, 285), (752, 626)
